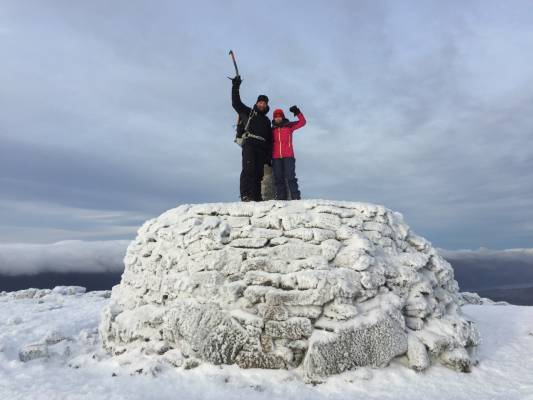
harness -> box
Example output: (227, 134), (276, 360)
(242, 132), (266, 142)
(234, 108), (266, 146)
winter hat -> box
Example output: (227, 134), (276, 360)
(273, 109), (285, 118)
(256, 94), (269, 104)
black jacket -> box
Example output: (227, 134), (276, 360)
(232, 84), (272, 153)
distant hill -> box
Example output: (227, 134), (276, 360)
(0, 272), (122, 293)
(475, 286), (533, 306)
(445, 252), (533, 305)
(447, 257), (533, 292)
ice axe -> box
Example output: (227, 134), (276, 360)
(228, 50), (240, 79)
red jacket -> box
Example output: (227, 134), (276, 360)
(272, 113), (306, 159)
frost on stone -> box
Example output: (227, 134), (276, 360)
(303, 306), (408, 380)
(460, 291), (500, 306)
(11, 288), (52, 299)
(52, 286), (87, 296)
(99, 200), (480, 380)
(407, 334), (430, 372)
(43, 330), (69, 345)
(19, 343), (49, 362)
(439, 347), (472, 372)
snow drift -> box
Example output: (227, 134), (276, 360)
(99, 200), (480, 381)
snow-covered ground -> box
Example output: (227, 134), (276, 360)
(1, 287), (532, 400)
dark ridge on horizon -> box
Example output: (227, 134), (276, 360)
(0, 272), (122, 293)
(448, 258), (533, 291)
(475, 286), (533, 306)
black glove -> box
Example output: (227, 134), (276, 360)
(289, 105), (301, 116)
(265, 158), (272, 167)
(230, 75), (242, 86)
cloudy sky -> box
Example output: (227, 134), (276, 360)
(2, 0), (533, 255)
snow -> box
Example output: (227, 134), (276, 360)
(1, 287), (533, 399)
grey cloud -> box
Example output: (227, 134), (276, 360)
(0, 135), (236, 209)
(0, 198), (144, 243)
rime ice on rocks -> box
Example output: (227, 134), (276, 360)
(99, 200), (480, 380)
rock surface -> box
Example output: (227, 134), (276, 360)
(19, 343), (49, 362)
(99, 200), (480, 380)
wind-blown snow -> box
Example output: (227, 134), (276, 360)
(1, 287), (532, 399)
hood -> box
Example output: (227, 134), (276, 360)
(272, 117), (290, 127)
(253, 104), (270, 115)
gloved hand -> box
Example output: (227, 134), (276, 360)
(231, 75), (242, 86)
(289, 105), (301, 116)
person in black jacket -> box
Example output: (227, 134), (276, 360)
(231, 75), (272, 201)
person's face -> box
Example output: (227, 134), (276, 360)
(274, 116), (283, 124)
(256, 100), (267, 112)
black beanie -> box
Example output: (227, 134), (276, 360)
(256, 94), (269, 103)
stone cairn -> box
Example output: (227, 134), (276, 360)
(261, 165), (276, 201)
(100, 200), (480, 381)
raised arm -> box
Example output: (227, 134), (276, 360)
(289, 105), (306, 130)
(231, 77), (251, 114)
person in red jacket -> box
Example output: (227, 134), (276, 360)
(271, 106), (306, 200)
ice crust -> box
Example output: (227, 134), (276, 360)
(100, 200), (480, 380)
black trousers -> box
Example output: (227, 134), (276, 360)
(272, 157), (301, 200)
(240, 143), (267, 201)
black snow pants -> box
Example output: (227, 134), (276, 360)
(240, 142), (268, 201)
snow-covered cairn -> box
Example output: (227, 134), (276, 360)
(100, 200), (480, 380)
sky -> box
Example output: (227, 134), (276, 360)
(1, 0), (533, 256)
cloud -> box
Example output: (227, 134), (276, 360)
(0, 197), (148, 243)
(439, 247), (533, 264)
(0, 240), (129, 276)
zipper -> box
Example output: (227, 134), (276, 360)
(278, 127), (282, 158)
